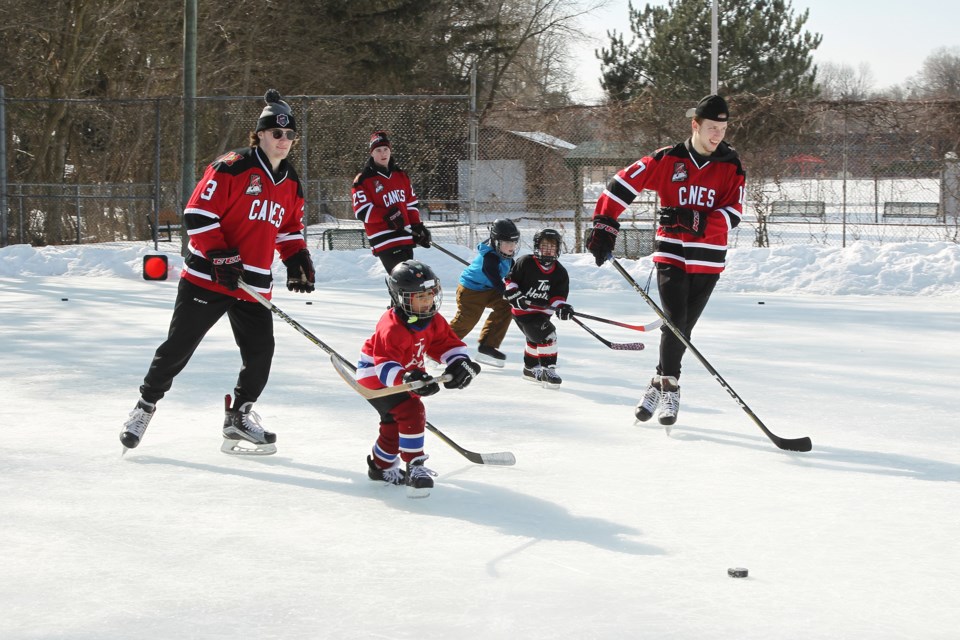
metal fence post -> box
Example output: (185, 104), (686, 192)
(0, 85), (7, 247)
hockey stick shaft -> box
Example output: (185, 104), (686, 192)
(570, 315), (646, 351)
(429, 241), (470, 266)
(329, 354), (452, 399)
(571, 311), (662, 332)
(237, 281), (516, 465)
(609, 259), (812, 452)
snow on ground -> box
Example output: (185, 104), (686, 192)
(1, 240), (959, 639)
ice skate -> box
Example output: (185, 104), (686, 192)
(367, 455), (405, 485)
(476, 344), (507, 368)
(522, 365), (543, 384)
(635, 377), (662, 423)
(221, 394), (277, 455)
(540, 365), (562, 389)
(658, 377), (681, 426)
(405, 454), (438, 498)
(120, 399), (156, 454)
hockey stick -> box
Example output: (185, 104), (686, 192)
(429, 240), (470, 266)
(571, 311), (662, 333)
(329, 354), (453, 399)
(608, 259), (812, 453)
(237, 281), (516, 465)
(569, 315), (646, 351)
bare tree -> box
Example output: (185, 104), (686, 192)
(907, 47), (960, 98)
(816, 61), (875, 100)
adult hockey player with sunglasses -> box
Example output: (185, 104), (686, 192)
(352, 131), (431, 273)
(119, 89), (315, 456)
(585, 94), (745, 426)
(356, 260), (481, 497)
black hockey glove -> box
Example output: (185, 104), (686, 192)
(384, 205), (405, 231)
(503, 288), (530, 311)
(208, 248), (243, 291)
(410, 222), (432, 248)
(658, 207), (706, 237)
(585, 215), (620, 266)
(443, 358), (481, 390)
(555, 303), (574, 321)
(403, 369), (440, 397)
(283, 248), (315, 294)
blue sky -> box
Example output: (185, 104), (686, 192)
(573, 0), (956, 101)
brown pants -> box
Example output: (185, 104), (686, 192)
(449, 285), (512, 348)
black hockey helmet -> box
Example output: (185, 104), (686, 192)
(489, 218), (520, 257)
(533, 228), (562, 266)
(386, 260), (443, 320)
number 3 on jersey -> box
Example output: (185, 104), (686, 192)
(200, 179), (218, 201)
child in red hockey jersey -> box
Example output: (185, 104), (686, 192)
(357, 260), (481, 496)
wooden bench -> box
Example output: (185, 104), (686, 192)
(422, 201), (460, 222)
(770, 200), (826, 219)
(321, 228), (369, 251)
(147, 212), (182, 242)
(882, 201), (940, 220)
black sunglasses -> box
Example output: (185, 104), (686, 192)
(267, 130), (298, 140)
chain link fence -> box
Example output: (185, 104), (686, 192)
(2, 93), (959, 252)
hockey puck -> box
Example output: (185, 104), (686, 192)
(757, 301), (765, 305)
(727, 567), (748, 578)
(306, 301), (313, 305)
(61, 298), (69, 302)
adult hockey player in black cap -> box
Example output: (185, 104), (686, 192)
(119, 89), (315, 456)
(586, 94), (745, 426)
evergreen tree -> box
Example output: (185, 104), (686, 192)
(598, 0), (822, 101)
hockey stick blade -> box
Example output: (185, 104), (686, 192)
(571, 316), (646, 351)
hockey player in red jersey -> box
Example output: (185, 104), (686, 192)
(120, 89), (315, 456)
(502, 229), (573, 389)
(352, 131), (432, 273)
(358, 260), (481, 497)
(586, 94), (746, 426)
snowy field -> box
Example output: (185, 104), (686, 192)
(1, 240), (959, 639)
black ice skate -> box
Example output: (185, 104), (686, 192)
(405, 454), (438, 498)
(522, 365), (543, 384)
(541, 366), (562, 389)
(635, 377), (662, 423)
(367, 455), (406, 485)
(658, 377), (681, 426)
(476, 344), (507, 368)
(221, 394), (277, 455)
(120, 399), (156, 454)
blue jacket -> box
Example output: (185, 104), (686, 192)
(458, 241), (513, 293)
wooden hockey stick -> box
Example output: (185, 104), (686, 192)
(329, 354), (452, 399)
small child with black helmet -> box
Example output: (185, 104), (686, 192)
(355, 259), (482, 497)
(448, 218), (521, 367)
(502, 228), (573, 389)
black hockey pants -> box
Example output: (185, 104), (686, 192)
(139, 279), (274, 406)
(655, 263), (719, 379)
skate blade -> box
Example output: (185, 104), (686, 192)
(220, 438), (277, 456)
(475, 354), (505, 368)
(541, 381), (561, 390)
(406, 486), (432, 499)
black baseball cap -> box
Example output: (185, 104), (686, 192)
(685, 94), (729, 121)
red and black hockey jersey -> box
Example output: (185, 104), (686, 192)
(356, 309), (471, 390)
(503, 254), (570, 318)
(593, 140), (745, 274)
(182, 145), (307, 301)
(352, 158), (422, 255)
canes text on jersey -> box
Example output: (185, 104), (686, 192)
(678, 185), (716, 209)
(248, 199), (286, 228)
